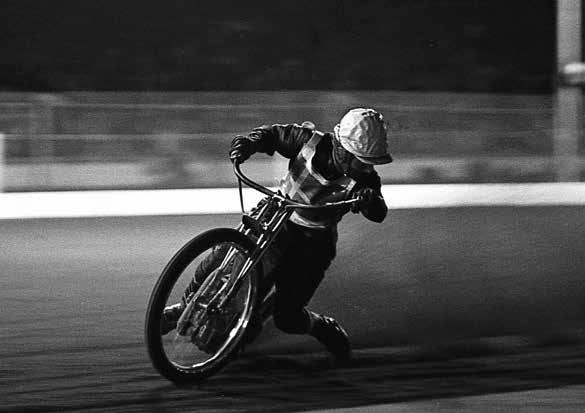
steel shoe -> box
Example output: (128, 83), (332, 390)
(310, 314), (352, 362)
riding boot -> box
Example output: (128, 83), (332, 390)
(160, 279), (201, 335)
(308, 311), (352, 362)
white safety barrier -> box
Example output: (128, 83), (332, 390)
(1, 183), (585, 219)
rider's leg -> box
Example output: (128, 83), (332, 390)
(271, 223), (351, 361)
(272, 268), (351, 361)
(160, 244), (230, 335)
(272, 269), (324, 334)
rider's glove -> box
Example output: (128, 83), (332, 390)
(350, 187), (377, 214)
(229, 135), (255, 164)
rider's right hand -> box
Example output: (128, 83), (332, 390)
(350, 187), (376, 213)
(229, 135), (254, 164)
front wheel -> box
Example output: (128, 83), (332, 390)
(145, 228), (261, 383)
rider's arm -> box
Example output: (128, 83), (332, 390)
(247, 123), (313, 159)
(352, 171), (388, 223)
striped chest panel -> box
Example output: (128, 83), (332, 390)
(279, 132), (356, 228)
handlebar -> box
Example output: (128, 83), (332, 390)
(233, 161), (359, 210)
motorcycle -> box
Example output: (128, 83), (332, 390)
(144, 161), (359, 383)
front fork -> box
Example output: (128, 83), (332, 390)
(215, 203), (292, 310)
(176, 200), (292, 336)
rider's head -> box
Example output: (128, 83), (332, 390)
(332, 108), (392, 175)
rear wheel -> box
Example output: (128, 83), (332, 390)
(145, 228), (261, 383)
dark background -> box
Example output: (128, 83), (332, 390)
(0, 0), (558, 93)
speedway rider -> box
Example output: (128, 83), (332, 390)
(162, 108), (391, 361)
(227, 108), (392, 361)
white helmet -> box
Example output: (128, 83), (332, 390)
(334, 108), (393, 164)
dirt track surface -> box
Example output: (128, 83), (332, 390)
(3, 341), (585, 412)
(2, 210), (585, 412)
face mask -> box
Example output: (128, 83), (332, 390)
(332, 139), (353, 175)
